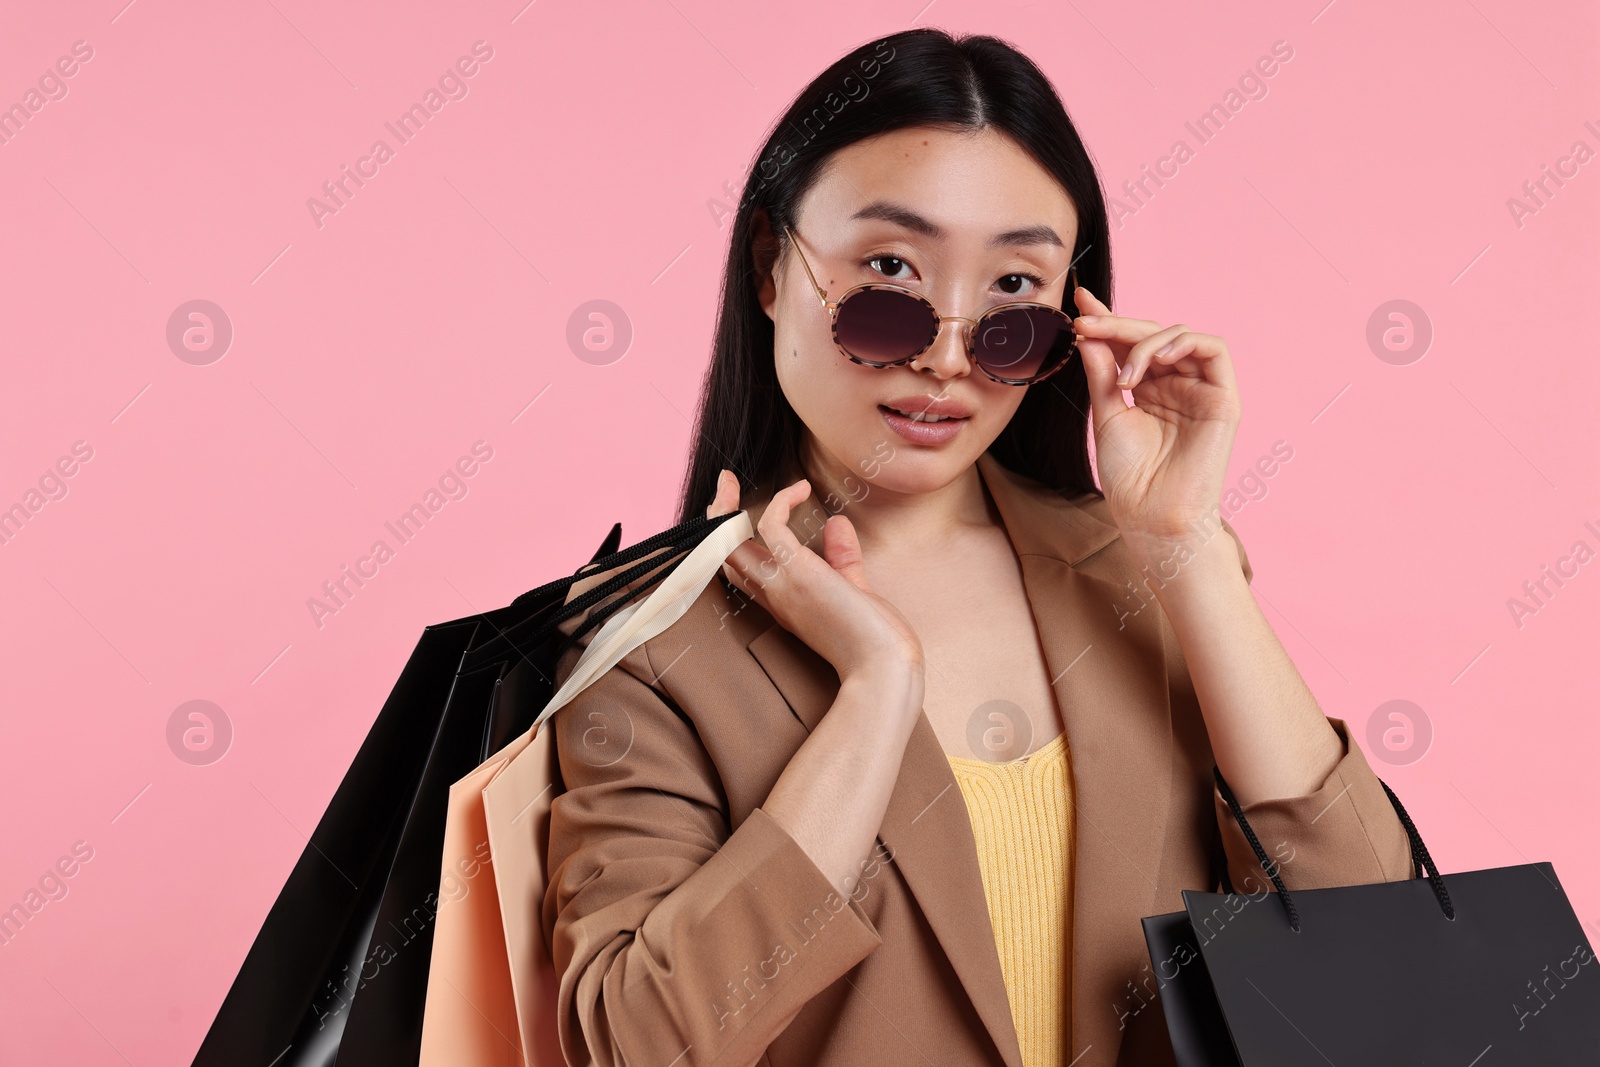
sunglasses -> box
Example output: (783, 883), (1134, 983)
(784, 225), (1081, 386)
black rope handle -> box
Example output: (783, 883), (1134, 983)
(462, 509), (744, 673)
(1213, 766), (1301, 931)
(1212, 765), (1455, 933)
(507, 509), (741, 612)
(539, 509), (745, 649)
(472, 539), (688, 669)
(1378, 778), (1456, 920)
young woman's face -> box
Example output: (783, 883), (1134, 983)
(761, 124), (1080, 499)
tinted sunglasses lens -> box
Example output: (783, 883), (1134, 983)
(973, 307), (1076, 381)
(835, 289), (936, 365)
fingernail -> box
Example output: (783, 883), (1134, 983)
(1078, 315), (1099, 325)
(1154, 341), (1174, 358)
(1117, 367), (1132, 387)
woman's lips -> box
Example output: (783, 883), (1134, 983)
(878, 404), (969, 445)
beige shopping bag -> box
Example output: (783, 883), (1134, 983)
(420, 511), (752, 1067)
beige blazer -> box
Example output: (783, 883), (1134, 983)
(541, 450), (1414, 1067)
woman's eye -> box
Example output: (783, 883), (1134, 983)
(866, 255), (913, 281)
(862, 257), (1046, 295)
(998, 272), (1047, 297)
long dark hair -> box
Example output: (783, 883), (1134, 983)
(674, 27), (1113, 524)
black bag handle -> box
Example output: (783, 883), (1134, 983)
(460, 509), (744, 674)
(506, 509), (739, 613)
(1212, 765), (1455, 932)
(525, 508), (743, 651)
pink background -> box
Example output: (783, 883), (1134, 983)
(2, 0), (1597, 1062)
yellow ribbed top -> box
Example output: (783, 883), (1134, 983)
(947, 728), (1073, 1067)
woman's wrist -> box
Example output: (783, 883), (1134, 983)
(1120, 503), (1233, 568)
(838, 657), (925, 723)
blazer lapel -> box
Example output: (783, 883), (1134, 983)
(742, 451), (1174, 1067)
(973, 455), (1177, 1063)
(748, 618), (1029, 1067)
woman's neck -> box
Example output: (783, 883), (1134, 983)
(787, 439), (1000, 558)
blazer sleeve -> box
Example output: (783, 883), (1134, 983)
(541, 651), (885, 1067)
(1205, 517), (1416, 895)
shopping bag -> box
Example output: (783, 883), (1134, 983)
(193, 510), (739, 1067)
(330, 593), (581, 1063)
(1141, 768), (1600, 1065)
(190, 614), (480, 1067)
(420, 509), (754, 1067)
(357, 510), (736, 1066)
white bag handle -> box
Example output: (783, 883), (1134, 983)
(531, 511), (753, 736)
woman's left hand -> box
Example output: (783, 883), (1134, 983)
(1070, 286), (1241, 558)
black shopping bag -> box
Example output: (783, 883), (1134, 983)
(1142, 768), (1600, 1066)
(333, 512), (733, 1065)
(192, 510), (743, 1067)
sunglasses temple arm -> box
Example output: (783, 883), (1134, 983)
(783, 226), (832, 309)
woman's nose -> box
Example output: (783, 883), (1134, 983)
(912, 317), (976, 379)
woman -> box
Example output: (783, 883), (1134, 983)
(543, 27), (1414, 1067)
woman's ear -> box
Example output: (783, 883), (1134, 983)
(750, 208), (780, 322)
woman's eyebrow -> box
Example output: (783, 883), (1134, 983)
(990, 224), (1065, 250)
(848, 201), (1065, 249)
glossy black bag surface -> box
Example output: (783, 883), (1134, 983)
(1143, 771), (1600, 1065)
(192, 510), (743, 1067)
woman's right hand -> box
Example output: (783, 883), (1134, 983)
(707, 468), (925, 684)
